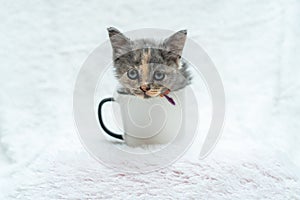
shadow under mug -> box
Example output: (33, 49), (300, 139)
(98, 90), (185, 146)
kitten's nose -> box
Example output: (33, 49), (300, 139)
(140, 84), (150, 92)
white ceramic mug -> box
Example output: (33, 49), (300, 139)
(98, 90), (185, 146)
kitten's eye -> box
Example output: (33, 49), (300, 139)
(153, 71), (165, 81)
(127, 68), (139, 80)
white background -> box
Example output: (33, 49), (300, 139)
(0, 0), (299, 199)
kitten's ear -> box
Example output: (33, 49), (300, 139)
(107, 27), (132, 59)
(163, 30), (187, 58)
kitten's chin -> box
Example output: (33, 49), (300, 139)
(145, 91), (160, 97)
(132, 92), (160, 99)
(131, 89), (161, 99)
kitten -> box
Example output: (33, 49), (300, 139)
(107, 27), (192, 99)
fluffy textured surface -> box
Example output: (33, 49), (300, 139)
(3, 138), (300, 199)
(1, 0), (300, 199)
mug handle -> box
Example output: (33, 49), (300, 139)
(98, 97), (124, 140)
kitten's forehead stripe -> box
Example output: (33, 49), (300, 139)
(140, 48), (151, 84)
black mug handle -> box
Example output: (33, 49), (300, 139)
(98, 97), (124, 140)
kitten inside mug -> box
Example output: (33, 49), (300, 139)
(107, 27), (192, 101)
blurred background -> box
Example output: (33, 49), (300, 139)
(0, 0), (299, 199)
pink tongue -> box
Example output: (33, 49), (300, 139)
(164, 94), (176, 105)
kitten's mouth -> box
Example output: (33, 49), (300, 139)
(141, 86), (162, 97)
(145, 90), (160, 97)
(132, 87), (161, 98)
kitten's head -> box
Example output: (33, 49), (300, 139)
(107, 27), (191, 98)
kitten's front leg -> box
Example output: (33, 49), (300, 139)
(117, 87), (133, 95)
